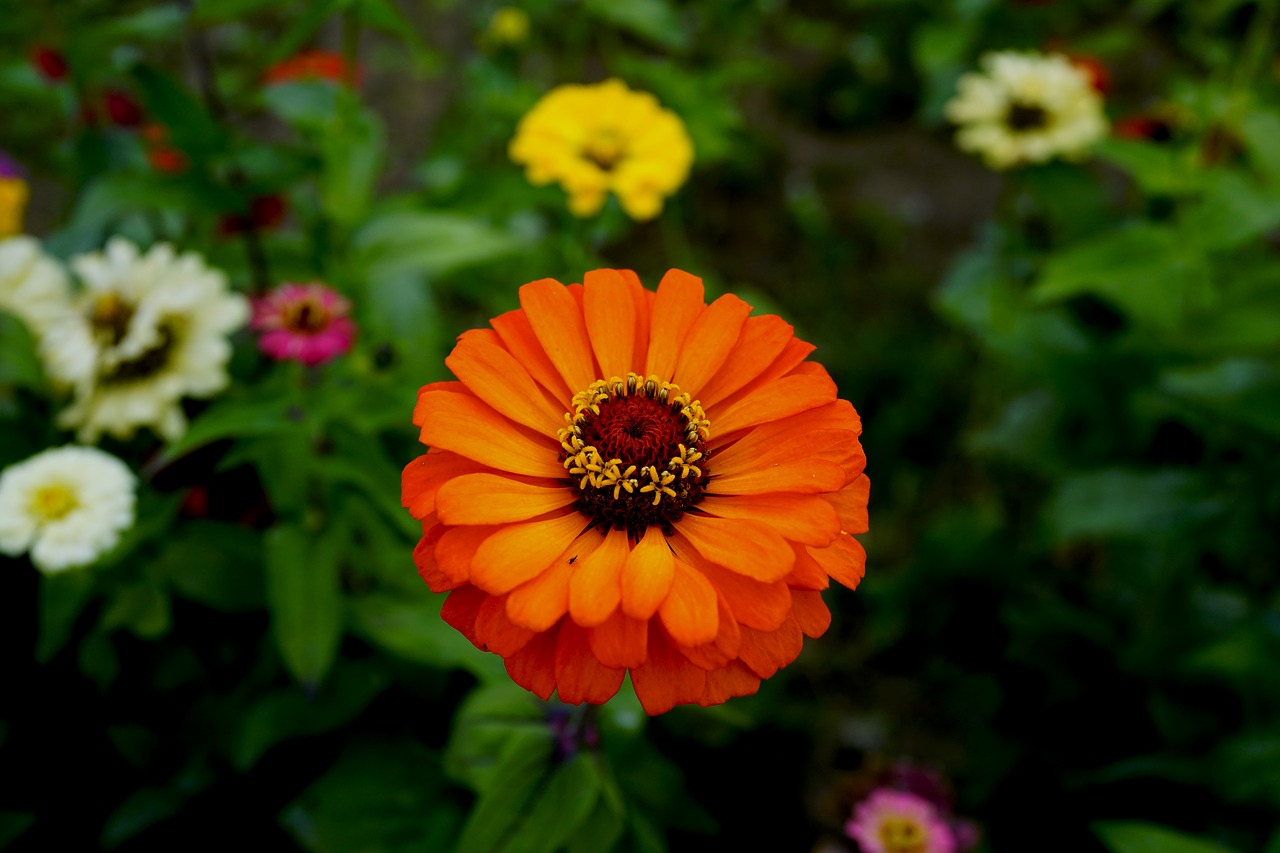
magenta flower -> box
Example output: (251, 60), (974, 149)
(251, 282), (355, 366)
(845, 789), (957, 853)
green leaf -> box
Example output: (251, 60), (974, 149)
(161, 391), (301, 461)
(36, 569), (96, 663)
(101, 581), (172, 639)
(1047, 469), (1224, 542)
(1094, 138), (1195, 196)
(266, 0), (348, 64)
(316, 454), (420, 539)
(499, 753), (602, 853)
(0, 812), (35, 847)
(1178, 170), (1280, 250)
(155, 521), (265, 612)
(318, 96), (385, 227)
(1093, 821), (1239, 853)
(0, 312), (43, 388)
(265, 522), (345, 689)
(130, 65), (227, 162)
(566, 793), (626, 853)
(351, 210), (529, 282)
(102, 787), (184, 849)
(1238, 108), (1280, 184)
(445, 682), (546, 791)
(348, 592), (505, 680)
(582, 0), (689, 51)
(454, 731), (555, 853)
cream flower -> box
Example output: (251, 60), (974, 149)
(945, 50), (1107, 170)
(0, 446), (137, 573)
(41, 238), (249, 442)
(0, 236), (75, 334)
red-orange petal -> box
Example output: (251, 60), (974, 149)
(674, 515), (795, 583)
(568, 528), (629, 627)
(791, 590), (832, 638)
(445, 334), (566, 433)
(737, 613), (804, 679)
(677, 592), (741, 670)
(436, 474), (577, 525)
(785, 543), (830, 591)
(507, 533), (604, 631)
(690, 557), (792, 632)
(417, 388), (564, 478)
(490, 307), (574, 403)
(709, 373), (838, 437)
(629, 624), (709, 715)
(699, 493), (841, 547)
(657, 559), (720, 647)
(469, 513), (587, 595)
(415, 519), (466, 593)
(504, 626), (560, 701)
(621, 526), (675, 619)
(671, 293), (752, 394)
(474, 593), (536, 656)
(434, 523), (501, 585)
(697, 315), (797, 408)
(555, 621), (626, 704)
(588, 609), (649, 669)
(825, 473), (870, 534)
(699, 660), (761, 706)
(806, 533), (866, 591)
(644, 269), (704, 379)
(402, 452), (491, 520)
(441, 584), (487, 649)
(583, 269), (637, 381)
(520, 277), (599, 393)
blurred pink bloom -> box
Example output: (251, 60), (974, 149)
(252, 282), (355, 366)
(845, 789), (957, 853)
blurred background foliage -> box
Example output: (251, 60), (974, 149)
(1, 0), (1279, 850)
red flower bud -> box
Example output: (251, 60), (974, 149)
(30, 46), (68, 81)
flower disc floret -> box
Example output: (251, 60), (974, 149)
(846, 789), (958, 853)
(944, 50), (1107, 169)
(402, 268), (869, 715)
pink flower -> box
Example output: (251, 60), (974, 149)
(251, 282), (355, 366)
(845, 789), (957, 853)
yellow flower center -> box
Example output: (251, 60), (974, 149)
(878, 817), (928, 853)
(91, 293), (136, 346)
(582, 129), (627, 171)
(281, 296), (331, 333)
(1005, 100), (1049, 132)
(557, 372), (711, 537)
(30, 484), (78, 521)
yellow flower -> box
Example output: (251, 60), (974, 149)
(486, 7), (530, 47)
(0, 177), (30, 238)
(509, 79), (694, 221)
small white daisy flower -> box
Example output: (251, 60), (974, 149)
(0, 446), (137, 573)
(40, 238), (250, 442)
(945, 50), (1108, 170)
(0, 236), (74, 334)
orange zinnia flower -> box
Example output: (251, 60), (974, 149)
(401, 270), (868, 714)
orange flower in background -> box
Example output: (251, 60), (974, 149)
(401, 270), (868, 714)
(263, 50), (361, 87)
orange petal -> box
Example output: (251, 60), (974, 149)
(402, 452), (491, 520)
(710, 428), (861, 478)
(806, 533), (866, 591)
(568, 528), (629, 627)
(674, 515), (794, 583)
(697, 315), (797, 408)
(588, 609), (649, 669)
(446, 334), (566, 433)
(707, 459), (848, 496)
(412, 380), (464, 427)
(791, 589), (831, 638)
(441, 584), (487, 649)
(507, 532), (603, 631)
(622, 270), (651, 369)
(491, 307), (574, 403)
(583, 269), (637, 381)
(469, 513), (587, 595)
(434, 523), (500, 584)
(417, 388), (564, 478)
(709, 373), (838, 437)
(708, 336), (815, 413)
(519, 277), (599, 393)
(825, 473), (870, 534)
(677, 592), (741, 670)
(555, 621), (626, 704)
(785, 543), (829, 591)
(699, 660), (761, 706)
(475, 593), (537, 656)
(436, 474), (577, 525)
(657, 559), (720, 647)
(504, 626), (560, 701)
(671, 293), (752, 394)
(737, 613), (804, 679)
(688, 556), (792, 631)
(630, 624), (709, 715)
(621, 526), (675, 619)
(699, 493), (841, 547)
(644, 269), (704, 379)
(415, 519), (465, 592)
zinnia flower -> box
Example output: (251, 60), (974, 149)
(509, 80), (694, 220)
(944, 50), (1107, 170)
(0, 236), (73, 333)
(40, 238), (249, 442)
(0, 154), (30, 239)
(401, 269), (868, 714)
(263, 50), (360, 87)
(0, 446), (137, 573)
(251, 282), (355, 366)
(845, 789), (957, 853)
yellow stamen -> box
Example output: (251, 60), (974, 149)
(30, 484), (78, 521)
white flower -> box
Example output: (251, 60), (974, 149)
(41, 238), (250, 442)
(0, 446), (137, 573)
(945, 51), (1108, 170)
(0, 236), (74, 334)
